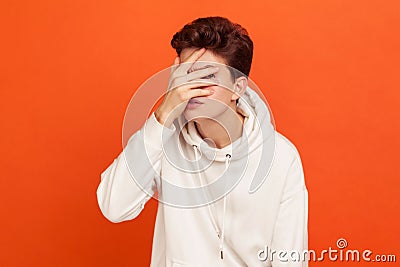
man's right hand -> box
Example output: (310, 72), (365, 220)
(154, 48), (219, 128)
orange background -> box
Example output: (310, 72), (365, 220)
(1, 0), (399, 266)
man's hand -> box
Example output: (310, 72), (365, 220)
(154, 48), (218, 128)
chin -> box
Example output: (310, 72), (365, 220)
(183, 109), (201, 122)
(183, 109), (225, 124)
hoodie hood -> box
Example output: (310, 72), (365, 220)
(178, 86), (275, 167)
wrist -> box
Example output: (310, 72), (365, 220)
(154, 108), (173, 128)
(154, 109), (165, 125)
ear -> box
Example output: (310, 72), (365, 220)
(231, 76), (248, 101)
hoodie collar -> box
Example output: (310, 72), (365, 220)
(178, 86), (271, 162)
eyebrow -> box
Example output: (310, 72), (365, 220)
(187, 64), (216, 74)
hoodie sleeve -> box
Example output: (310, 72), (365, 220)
(96, 112), (176, 223)
(270, 155), (309, 267)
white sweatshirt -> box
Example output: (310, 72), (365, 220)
(97, 87), (308, 267)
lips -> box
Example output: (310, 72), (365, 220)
(188, 98), (204, 104)
(186, 98), (204, 109)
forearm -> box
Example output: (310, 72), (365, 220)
(96, 112), (176, 223)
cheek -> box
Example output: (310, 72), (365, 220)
(206, 86), (232, 102)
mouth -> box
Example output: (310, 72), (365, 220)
(186, 98), (204, 110)
(188, 98), (204, 104)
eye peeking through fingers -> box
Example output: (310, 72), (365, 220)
(186, 64), (219, 82)
(201, 73), (216, 79)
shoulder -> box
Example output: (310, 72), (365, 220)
(273, 131), (307, 195)
(274, 131), (303, 166)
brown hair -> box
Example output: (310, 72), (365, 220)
(171, 16), (253, 79)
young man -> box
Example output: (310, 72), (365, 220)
(97, 17), (308, 266)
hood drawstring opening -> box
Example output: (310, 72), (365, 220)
(192, 145), (231, 260)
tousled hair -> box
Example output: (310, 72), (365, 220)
(171, 16), (253, 79)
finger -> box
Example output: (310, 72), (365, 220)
(184, 87), (215, 99)
(175, 48), (206, 74)
(181, 47), (206, 63)
(168, 80), (217, 92)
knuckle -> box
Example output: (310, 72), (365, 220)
(177, 91), (186, 101)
